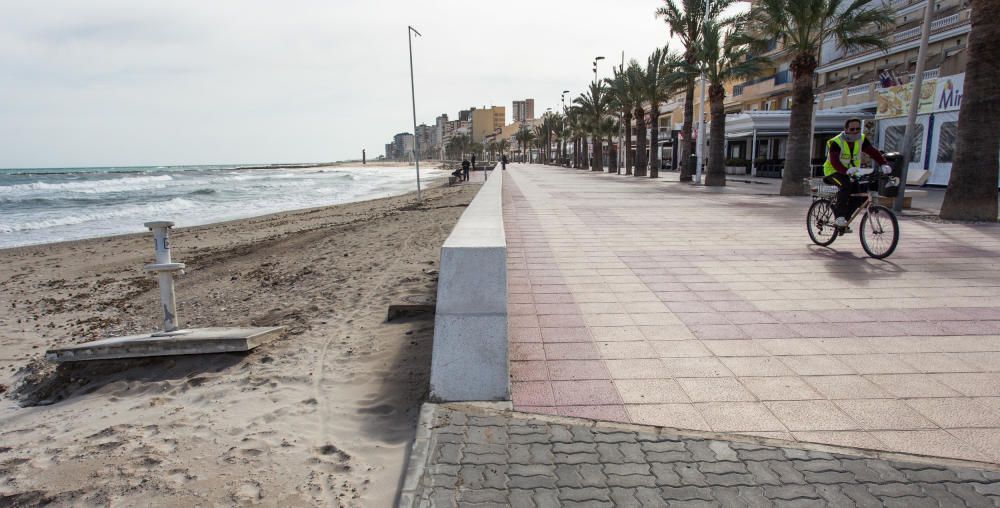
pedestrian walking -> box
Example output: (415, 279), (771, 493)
(461, 158), (470, 182)
(501, 154), (508, 171)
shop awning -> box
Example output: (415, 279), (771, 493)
(723, 110), (875, 139)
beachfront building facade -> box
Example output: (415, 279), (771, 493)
(512, 99), (535, 123)
(471, 106), (506, 143)
(814, 0), (971, 185)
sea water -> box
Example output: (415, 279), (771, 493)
(0, 164), (446, 249)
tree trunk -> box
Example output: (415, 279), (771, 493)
(679, 72), (696, 181)
(606, 136), (615, 173)
(624, 111), (634, 175)
(589, 135), (600, 171)
(780, 52), (817, 195)
(940, 0), (1000, 221)
(634, 106), (648, 177)
(705, 84), (727, 186)
(649, 104), (660, 178)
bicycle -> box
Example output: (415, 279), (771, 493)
(805, 171), (900, 259)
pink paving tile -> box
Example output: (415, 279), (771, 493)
(892, 321), (950, 336)
(693, 291), (744, 301)
(791, 431), (886, 450)
(778, 355), (855, 376)
(695, 402), (787, 432)
(835, 354), (919, 374)
(811, 338), (877, 355)
(689, 324), (748, 340)
(676, 313), (730, 326)
(605, 359), (668, 379)
(844, 321), (908, 337)
(707, 301), (759, 312)
(597, 341), (659, 360)
(538, 314), (587, 328)
(897, 353), (976, 373)
(663, 357), (733, 378)
(509, 327), (542, 343)
(870, 430), (990, 462)
(510, 360), (549, 381)
(558, 405), (631, 423)
(508, 284), (532, 294)
(626, 301), (672, 313)
(508, 293), (534, 304)
(510, 342), (545, 361)
(703, 340), (770, 357)
(583, 314), (634, 327)
(740, 377), (823, 401)
(573, 292), (620, 303)
(626, 404), (712, 430)
(737, 323), (802, 340)
(589, 326), (644, 342)
(721, 356), (795, 377)
(677, 377), (756, 402)
(616, 292), (661, 303)
(543, 342), (601, 360)
(950, 307), (1000, 320)
(658, 292), (702, 303)
(513, 405), (559, 417)
(532, 284), (571, 294)
(865, 374), (962, 398)
(786, 322), (850, 339)
(938, 320), (1000, 335)
(530, 276), (567, 285)
(509, 315), (540, 328)
(534, 303), (581, 315)
(768, 311), (824, 324)
(765, 400), (862, 431)
(534, 293), (577, 304)
(509, 303), (537, 315)
(650, 340), (713, 358)
(647, 282), (689, 292)
(551, 380), (623, 405)
(615, 379), (691, 404)
(756, 339), (827, 356)
(929, 373), (1000, 397)
(547, 360), (611, 380)
(640, 325), (696, 341)
(724, 312), (779, 325)
(836, 399), (940, 430)
(511, 381), (555, 406)
(948, 428), (1000, 464)
(630, 313), (682, 326)
(903, 398), (1000, 428)
(541, 327), (593, 343)
(578, 302), (627, 314)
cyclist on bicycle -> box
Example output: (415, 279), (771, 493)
(823, 118), (893, 227)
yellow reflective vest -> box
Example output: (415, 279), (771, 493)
(822, 133), (865, 176)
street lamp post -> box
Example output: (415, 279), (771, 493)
(694, 0), (711, 185)
(407, 25), (423, 201)
(561, 90), (570, 166)
(592, 56), (605, 169)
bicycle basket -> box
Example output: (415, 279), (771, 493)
(805, 177), (838, 198)
(879, 177), (900, 198)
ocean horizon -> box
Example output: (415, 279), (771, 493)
(0, 162), (444, 249)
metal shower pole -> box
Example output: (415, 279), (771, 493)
(408, 25), (423, 201)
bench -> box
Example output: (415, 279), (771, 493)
(448, 176), (458, 186)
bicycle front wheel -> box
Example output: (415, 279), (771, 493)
(807, 199), (839, 246)
(860, 205), (899, 259)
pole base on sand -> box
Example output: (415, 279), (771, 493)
(44, 326), (284, 363)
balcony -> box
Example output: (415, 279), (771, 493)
(732, 72), (792, 101)
(774, 70), (791, 85)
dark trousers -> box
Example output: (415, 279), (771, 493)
(824, 174), (864, 219)
(463, 168), (469, 180)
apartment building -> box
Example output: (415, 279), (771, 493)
(815, 0), (971, 184)
(471, 106), (506, 143)
(512, 99), (535, 123)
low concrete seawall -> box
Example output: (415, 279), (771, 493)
(429, 167), (508, 401)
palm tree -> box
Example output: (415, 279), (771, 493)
(629, 64), (649, 177)
(698, 20), (772, 186)
(599, 116), (621, 173)
(637, 46), (684, 178)
(747, 0), (893, 195)
(940, 0), (999, 221)
(657, 0), (733, 181)
(514, 126), (534, 163)
(498, 138), (511, 160)
(573, 81), (612, 172)
(445, 134), (471, 160)
(532, 125), (547, 164)
(605, 63), (642, 175)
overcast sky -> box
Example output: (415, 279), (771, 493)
(1, 0), (694, 168)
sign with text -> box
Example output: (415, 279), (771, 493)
(933, 73), (964, 113)
(876, 79), (936, 119)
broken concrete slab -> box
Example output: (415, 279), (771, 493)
(45, 326), (284, 363)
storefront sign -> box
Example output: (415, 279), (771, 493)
(934, 73), (964, 113)
(876, 79), (936, 119)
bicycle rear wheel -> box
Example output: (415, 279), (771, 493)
(860, 205), (899, 259)
(807, 199), (839, 246)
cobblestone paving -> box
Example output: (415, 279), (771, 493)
(400, 404), (1000, 507)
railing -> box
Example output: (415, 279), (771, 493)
(733, 84), (744, 96)
(888, 0), (909, 7)
(847, 83), (872, 96)
(894, 26), (921, 42)
(824, 89), (844, 102)
(931, 13), (960, 30)
(922, 68), (940, 79)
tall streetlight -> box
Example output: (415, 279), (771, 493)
(407, 25), (423, 201)
(561, 90), (570, 166)
(592, 57), (605, 168)
(694, 0), (711, 185)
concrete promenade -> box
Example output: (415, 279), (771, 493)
(503, 163), (1000, 465)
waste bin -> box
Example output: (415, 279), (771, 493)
(687, 154), (697, 177)
(882, 152), (903, 178)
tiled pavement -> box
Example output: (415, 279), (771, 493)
(503, 164), (1000, 465)
(400, 403), (1000, 507)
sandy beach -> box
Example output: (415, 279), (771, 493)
(0, 180), (479, 506)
